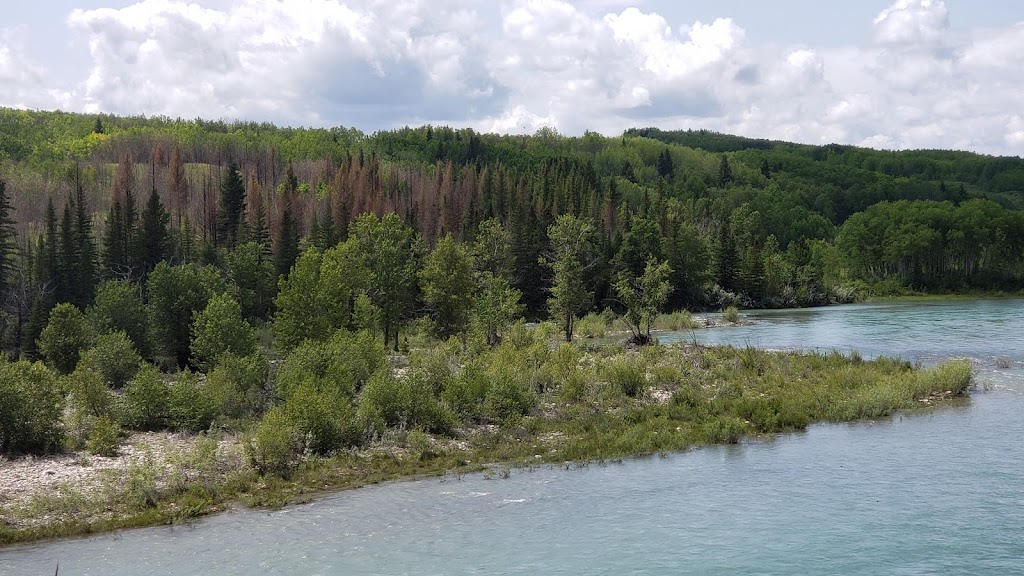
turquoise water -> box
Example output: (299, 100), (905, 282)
(3, 300), (1024, 575)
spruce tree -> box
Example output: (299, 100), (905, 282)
(216, 162), (246, 248)
(0, 180), (16, 302)
(72, 181), (98, 308)
(139, 187), (170, 279)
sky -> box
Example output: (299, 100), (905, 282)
(2, 0), (1024, 156)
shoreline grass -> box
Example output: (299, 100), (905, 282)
(0, 344), (973, 548)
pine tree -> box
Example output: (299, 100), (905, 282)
(102, 198), (126, 278)
(57, 201), (76, 305)
(72, 180), (98, 308)
(0, 180), (16, 302)
(216, 162), (246, 248)
(275, 206), (300, 278)
(139, 187), (170, 278)
(719, 154), (733, 188)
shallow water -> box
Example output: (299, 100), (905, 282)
(3, 300), (1024, 575)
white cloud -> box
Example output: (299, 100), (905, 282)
(873, 0), (949, 46)
(0, 27), (57, 109)
(1, 0), (1023, 156)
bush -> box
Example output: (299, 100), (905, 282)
(118, 364), (171, 430)
(358, 370), (454, 435)
(721, 305), (740, 324)
(85, 416), (123, 457)
(90, 279), (151, 358)
(283, 380), (362, 454)
(575, 312), (610, 339)
(275, 330), (386, 401)
(483, 373), (536, 421)
(66, 366), (116, 447)
(205, 352), (269, 419)
(38, 303), (94, 375)
(247, 407), (302, 476)
(604, 357), (646, 398)
(0, 360), (65, 455)
(441, 362), (489, 420)
(190, 292), (257, 371)
(169, 371), (218, 433)
(79, 331), (142, 388)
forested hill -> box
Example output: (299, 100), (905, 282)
(0, 107), (1023, 357)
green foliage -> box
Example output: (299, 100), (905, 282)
(205, 352), (269, 420)
(65, 366), (116, 447)
(225, 241), (275, 322)
(247, 407), (302, 476)
(614, 258), (672, 343)
(0, 360), (65, 455)
(483, 373), (536, 421)
(283, 380), (362, 454)
(89, 279), (150, 358)
(118, 364), (171, 430)
(85, 416), (123, 457)
(273, 242), (368, 351)
(358, 370), (454, 436)
(722, 305), (740, 324)
(349, 213), (418, 350)
(545, 214), (597, 342)
(420, 234), (475, 340)
(38, 303), (94, 375)
(471, 272), (523, 346)
(190, 292), (257, 371)
(78, 331), (142, 388)
(169, 371), (218, 433)
(275, 329), (385, 401)
(604, 357), (647, 398)
(147, 262), (225, 369)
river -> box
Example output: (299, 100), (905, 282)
(3, 299), (1023, 575)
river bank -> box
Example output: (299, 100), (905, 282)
(0, 343), (973, 547)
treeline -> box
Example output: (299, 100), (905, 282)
(0, 109), (1023, 358)
(0, 108), (1022, 462)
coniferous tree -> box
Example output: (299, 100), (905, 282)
(139, 187), (170, 279)
(216, 162), (246, 248)
(72, 180), (98, 308)
(57, 202), (76, 305)
(719, 154), (733, 188)
(0, 180), (16, 302)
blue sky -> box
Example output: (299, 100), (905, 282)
(3, 1), (1024, 155)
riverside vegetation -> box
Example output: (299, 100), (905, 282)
(0, 109), (998, 544)
(0, 315), (972, 545)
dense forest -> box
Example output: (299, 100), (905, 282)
(0, 106), (1011, 475)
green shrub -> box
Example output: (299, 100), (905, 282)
(118, 364), (171, 430)
(358, 370), (454, 435)
(0, 360), (65, 455)
(721, 306), (740, 324)
(284, 380), (362, 454)
(169, 371), (218, 433)
(205, 352), (269, 419)
(66, 366), (116, 448)
(89, 279), (151, 359)
(247, 407), (302, 476)
(79, 331), (142, 388)
(604, 357), (646, 398)
(441, 362), (489, 420)
(190, 292), (257, 371)
(575, 312), (609, 339)
(698, 416), (748, 444)
(275, 330), (385, 401)
(86, 416), (123, 457)
(38, 303), (94, 375)
(655, 310), (700, 331)
(483, 373), (536, 421)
